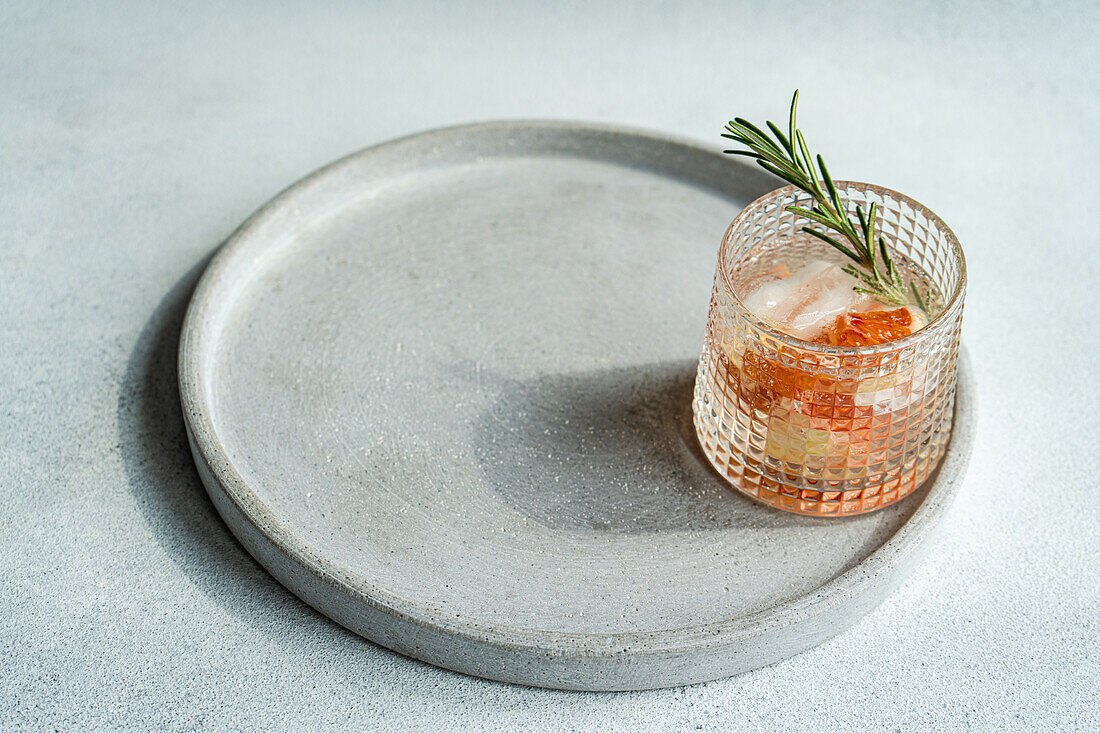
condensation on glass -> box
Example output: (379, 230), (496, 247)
(693, 182), (966, 516)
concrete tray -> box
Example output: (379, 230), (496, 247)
(178, 121), (975, 691)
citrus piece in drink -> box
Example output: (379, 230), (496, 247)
(823, 306), (926, 347)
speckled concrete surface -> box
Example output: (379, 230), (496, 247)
(1, 1), (1097, 730)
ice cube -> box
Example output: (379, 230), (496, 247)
(740, 260), (870, 341)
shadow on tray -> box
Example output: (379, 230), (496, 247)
(475, 360), (828, 534)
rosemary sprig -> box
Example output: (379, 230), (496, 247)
(722, 90), (908, 306)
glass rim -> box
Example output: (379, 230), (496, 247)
(717, 181), (967, 356)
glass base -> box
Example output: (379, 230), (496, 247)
(692, 342), (948, 517)
(692, 412), (940, 516)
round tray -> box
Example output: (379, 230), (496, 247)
(179, 121), (976, 691)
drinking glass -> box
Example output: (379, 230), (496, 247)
(693, 182), (966, 516)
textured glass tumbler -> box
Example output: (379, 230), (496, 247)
(693, 182), (966, 516)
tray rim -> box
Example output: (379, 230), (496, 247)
(177, 119), (976, 685)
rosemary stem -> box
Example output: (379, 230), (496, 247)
(723, 91), (910, 306)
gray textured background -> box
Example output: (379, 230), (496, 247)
(2, 1), (1097, 730)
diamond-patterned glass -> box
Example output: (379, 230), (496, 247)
(693, 182), (966, 516)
